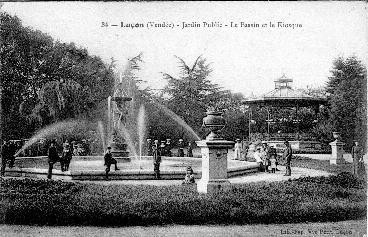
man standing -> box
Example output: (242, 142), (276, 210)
(104, 147), (120, 180)
(1, 141), (9, 176)
(187, 141), (193, 157)
(165, 139), (172, 157)
(61, 140), (73, 172)
(146, 139), (153, 156)
(152, 140), (162, 179)
(177, 139), (185, 157)
(261, 142), (270, 172)
(47, 140), (60, 179)
(7, 141), (16, 168)
(160, 141), (166, 156)
(351, 141), (363, 176)
(283, 140), (292, 176)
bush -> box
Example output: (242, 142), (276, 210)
(294, 172), (366, 189)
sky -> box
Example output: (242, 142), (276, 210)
(1, 2), (367, 96)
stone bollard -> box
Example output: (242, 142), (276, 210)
(329, 132), (345, 165)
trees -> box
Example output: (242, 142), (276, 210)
(0, 13), (115, 140)
(162, 56), (223, 138)
(327, 56), (367, 150)
(159, 56), (251, 141)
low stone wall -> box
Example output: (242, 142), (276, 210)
(6, 156), (260, 181)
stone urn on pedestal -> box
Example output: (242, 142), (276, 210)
(329, 132), (345, 165)
(196, 110), (235, 194)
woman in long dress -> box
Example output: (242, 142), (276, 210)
(234, 139), (242, 160)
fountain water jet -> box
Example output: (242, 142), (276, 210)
(14, 120), (83, 157)
(97, 121), (106, 154)
(153, 103), (201, 141)
(137, 105), (146, 169)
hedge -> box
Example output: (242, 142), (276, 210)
(0, 173), (365, 226)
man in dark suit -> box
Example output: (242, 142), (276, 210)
(152, 140), (162, 179)
(283, 140), (292, 176)
(351, 141), (364, 176)
(104, 147), (119, 180)
(177, 139), (185, 157)
(47, 140), (60, 179)
(1, 141), (9, 176)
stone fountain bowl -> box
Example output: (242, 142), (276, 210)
(8, 155), (260, 180)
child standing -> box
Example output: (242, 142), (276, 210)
(270, 154), (277, 173)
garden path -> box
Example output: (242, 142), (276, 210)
(76, 165), (331, 186)
(0, 219), (365, 237)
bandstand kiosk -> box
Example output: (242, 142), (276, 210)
(243, 75), (328, 153)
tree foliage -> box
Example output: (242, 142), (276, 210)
(0, 12), (115, 140)
(162, 56), (223, 137)
(326, 56), (367, 149)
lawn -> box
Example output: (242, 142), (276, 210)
(287, 155), (365, 175)
(0, 172), (365, 226)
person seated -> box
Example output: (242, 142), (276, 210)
(253, 147), (264, 171)
(104, 147), (120, 180)
(182, 166), (195, 184)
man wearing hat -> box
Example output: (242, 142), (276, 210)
(47, 140), (60, 179)
(282, 140), (292, 176)
(61, 140), (73, 172)
(166, 139), (172, 157)
(261, 142), (271, 172)
(1, 141), (10, 176)
(104, 146), (120, 180)
(146, 138), (153, 156)
(177, 139), (185, 157)
(152, 140), (162, 179)
(351, 141), (364, 176)
(160, 141), (166, 156)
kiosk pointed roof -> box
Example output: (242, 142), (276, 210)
(243, 75), (327, 107)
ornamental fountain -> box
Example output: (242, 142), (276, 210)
(8, 88), (260, 181)
(107, 83), (132, 158)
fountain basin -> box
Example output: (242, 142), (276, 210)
(6, 156), (260, 180)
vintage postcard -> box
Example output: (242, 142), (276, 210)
(0, 2), (366, 237)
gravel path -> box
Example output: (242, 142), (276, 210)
(0, 219), (365, 237)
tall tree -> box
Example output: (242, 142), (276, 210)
(162, 56), (223, 137)
(327, 56), (367, 150)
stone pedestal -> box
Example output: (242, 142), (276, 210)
(329, 140), (345, 165)
(196, 140), (235, 194)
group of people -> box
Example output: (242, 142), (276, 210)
(150, 138), (195, 182)
(2, 135), (364, 181)
(253, 140), (293, 176)
(47, 140), (74, 179)
(70, 140), (90, 156)
(146, 138), (194, 158)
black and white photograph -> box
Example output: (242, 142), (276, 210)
(0, 2), (367, 236)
